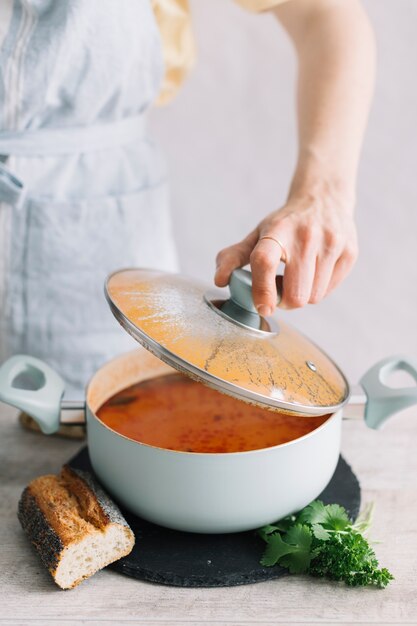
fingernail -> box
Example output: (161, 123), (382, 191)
(257, 304), (272, 317)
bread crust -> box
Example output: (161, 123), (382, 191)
(61, 465), (131, 529)
(18, 485), (64, 573)
(17, 466), (135, 589)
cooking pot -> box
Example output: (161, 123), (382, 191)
(1, 268), (416, 533)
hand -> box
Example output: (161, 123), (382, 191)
(215, 184), (358, 314)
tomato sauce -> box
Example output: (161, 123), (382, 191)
(97, 374), (329, 453)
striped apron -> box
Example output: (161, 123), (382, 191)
(0, 1), (179, 397)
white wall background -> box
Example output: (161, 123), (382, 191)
(150, 0), (417, 383)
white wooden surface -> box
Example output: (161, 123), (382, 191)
(1, 403), (416, 626)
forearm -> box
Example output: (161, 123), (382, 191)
(215, 0), (376, 311)
(275, 0), (376, 209)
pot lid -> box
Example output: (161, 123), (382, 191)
(105, 268), (349, 416)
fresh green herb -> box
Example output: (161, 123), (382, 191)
(258, 501), (393, 588)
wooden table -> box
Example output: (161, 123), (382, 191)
(1, 403), (416, 626)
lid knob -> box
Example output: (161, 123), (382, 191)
(219, 269), (282, 331)
(229, 269), (258, 314)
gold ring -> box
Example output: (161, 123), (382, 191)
(259, 236), (287, 262)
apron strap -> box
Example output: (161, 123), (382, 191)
(0, 114), (147, 207)
(0, 114), (147, 156)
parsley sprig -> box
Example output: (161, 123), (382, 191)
(258, 501), (393, 588)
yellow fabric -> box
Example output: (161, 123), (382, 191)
(152, 0), (196, 105)
(152, 0), (289, 105)
(234, 0), (289, 11)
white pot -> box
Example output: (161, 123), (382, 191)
(0, 347), (416, 533)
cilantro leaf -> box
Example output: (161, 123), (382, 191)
(281, 525), (312, 573)
(260, 524), (280, 536)
(297, 500), (328, 525)
(257, 525), (278, 543)
(260, 532), (298, 567)
(322, 504), (350, 531)
(312, 523), (331, 541)
(285, 524), (312, 548)
(298, 500), (350, 531)
(260, 525), (312, 573)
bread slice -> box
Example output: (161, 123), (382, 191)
(17, 465), (135, 589)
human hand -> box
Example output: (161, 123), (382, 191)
(215, 184), (358, 315)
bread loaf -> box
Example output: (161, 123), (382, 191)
(18, 465), (135, 589)
(19, 412), (86, 440)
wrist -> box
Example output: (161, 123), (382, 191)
(289, 153), (357, 215)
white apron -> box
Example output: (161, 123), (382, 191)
(0, 0), (179, 396)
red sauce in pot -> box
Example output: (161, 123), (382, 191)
(97, 374), (329, 453)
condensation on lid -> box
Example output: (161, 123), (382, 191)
(105, 268), (350, 416)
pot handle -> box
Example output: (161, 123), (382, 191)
(360, 355), (417, 430)
(0, 354), (65, 434)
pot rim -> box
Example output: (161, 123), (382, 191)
(85, 354), (341, 457)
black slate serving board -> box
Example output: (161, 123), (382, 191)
(68, 447), (360, 588)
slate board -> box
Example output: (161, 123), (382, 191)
(68, 447), (361, 588)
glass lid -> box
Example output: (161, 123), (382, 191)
(105, 268), (349, 416)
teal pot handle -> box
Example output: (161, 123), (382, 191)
(0, 354), (65, 434)
(360, 355), (417, 430)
